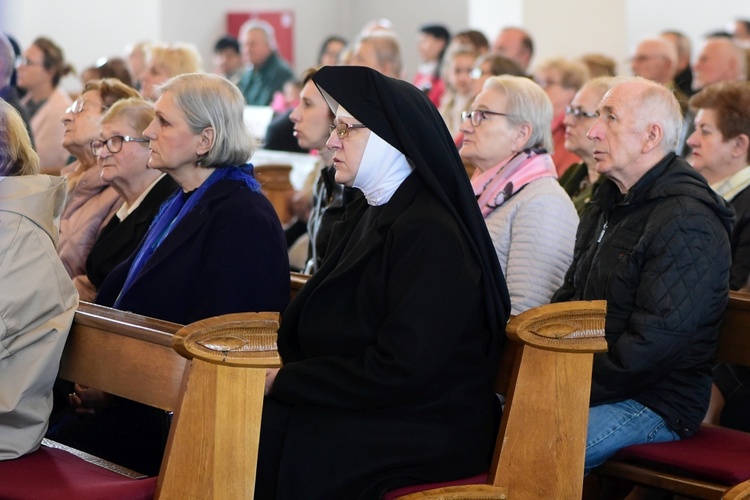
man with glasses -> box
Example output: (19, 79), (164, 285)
(533, 57), (590, 176)
(552, 77), (733, 473)
(558, 77), (615, 213)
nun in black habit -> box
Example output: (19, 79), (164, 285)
(258, 66), (510, 499)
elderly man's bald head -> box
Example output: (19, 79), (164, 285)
(693, 37), (746, 91)
(631, 37), (678, 84)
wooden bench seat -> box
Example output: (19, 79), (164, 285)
(592, 291), (750, 499)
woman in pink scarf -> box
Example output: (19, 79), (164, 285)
(460, 75), (578, 314)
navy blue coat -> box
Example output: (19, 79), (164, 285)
(96, 174), (290, 324)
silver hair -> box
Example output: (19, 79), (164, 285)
(155, 73), (255, 167)
(483, 75), (554, 153)
(240, 19), (278, 52)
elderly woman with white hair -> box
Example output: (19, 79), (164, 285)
(459, 75), (578, 315)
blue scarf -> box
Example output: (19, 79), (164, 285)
(114, 164), (260, 308)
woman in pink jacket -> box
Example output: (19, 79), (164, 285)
(57, 78), (139, 299)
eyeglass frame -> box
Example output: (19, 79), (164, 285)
(564, 106), (598, 121)
(66, 97), (108, 115)
(14, 56), (44, 69)
(470, 67), (490, 80)
(90, 135), (149, 157)
(329, 122), (367, 139)
(461, 109), (509, 127)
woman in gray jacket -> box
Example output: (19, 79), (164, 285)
(460, 75), (578, 314)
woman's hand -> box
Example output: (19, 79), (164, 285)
(265, 368), (280, 395)
(68, 384), (115, 414)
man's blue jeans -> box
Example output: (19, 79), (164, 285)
(585, 399), (680, 474)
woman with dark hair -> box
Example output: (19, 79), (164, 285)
(413, 24), (451, 107)
(288, 68), (362, 273)
(259, 65), (509, 498)
(318, 35), (347, 66)
(16, 36), (73, 173)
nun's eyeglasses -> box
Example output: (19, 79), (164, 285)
(330, 122), (367, 139)
(461, 109), (508, 127)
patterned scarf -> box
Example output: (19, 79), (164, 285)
(471, 148), (557, 218)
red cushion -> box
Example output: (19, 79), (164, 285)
(0, 446), (157, 500)
(612, 425), (750, 485)
(382, 473), (488, 500)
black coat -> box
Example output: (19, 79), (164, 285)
(266, 173), (498, 499)
(553, 153), (733, 437)
(728, 184), (750, 290)
(85, 175), (178, 290)
(96, 175), (290, 324)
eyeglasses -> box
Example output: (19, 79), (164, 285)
(630, 54), (666, 63)
(66, 97), (108, 115)
(564, 106), (598, 121)
(461, 109), (508, 127)
(329, 122), (367, 139)
(15, 56), (44, 68)
(535, 79), (562, 89)
(90, 136), (149, 157)
(470, 67), (490, 80)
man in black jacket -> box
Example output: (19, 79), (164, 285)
(552, 77), (734, 473)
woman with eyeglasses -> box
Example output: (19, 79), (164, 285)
(55, 74), (289, 476)
(438, 43), (479, 139)
(57, 78), (139, 298)
(288, 67), (362, 273)
(258, 65), (510, 498)
(559, 77), (615, 213)
(459, 75), (577, 315)
(83, 98), (178, 297)
(16, 36), (74, 174)
(532, 57), (590, 176)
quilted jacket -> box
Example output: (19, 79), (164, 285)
(552, 152), (734, 437)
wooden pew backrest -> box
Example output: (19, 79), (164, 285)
(58, 301), (185, 411)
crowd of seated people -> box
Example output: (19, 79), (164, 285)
(2, 13), (750, 498)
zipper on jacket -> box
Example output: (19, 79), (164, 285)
(597, 219), (609, 243)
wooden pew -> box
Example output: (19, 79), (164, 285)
(386, 300), (608, 500)
(290, 271), (310, 300)
(254, 163), (294, 224)
(592, 291), (750, 499)
(0, 301), (280, 499)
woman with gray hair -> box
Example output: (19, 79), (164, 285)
(459, 75), (578, 314)
(61, 73), (289, 476)
(96, 73), (289, 325)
